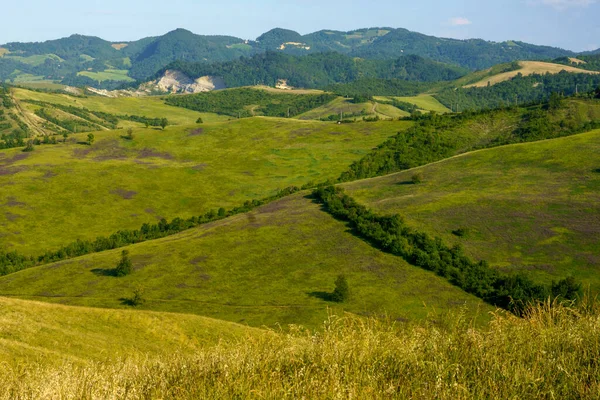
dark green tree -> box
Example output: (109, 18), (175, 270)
(196, 117), (204, 124)
(411, 173), (423, 184)
(332, 274), (350, 303)
(114, 250), (133, 277)
(160, 118), (168, 130)
(87, 133), (95, 145)
(22, 140), (34, 152)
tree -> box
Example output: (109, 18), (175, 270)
(160, 118), (168, 130)
(595, 86), (600, 99)
(22, 140), (34, 152)
(62, 133), (68, 143)
(126, 128), (134, 140)
(129, 285), (145, 306)
(548, 92), (563, 111)
(87, 133), (95, 145)
(331, 274), (350, 302)
(196, 117), (203, 124)
(114, 250), (133, 277)
(411, 173), (423, 184)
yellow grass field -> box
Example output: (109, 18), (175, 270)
(465, 61), (599, 88)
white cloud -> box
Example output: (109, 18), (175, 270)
(535, 0), (596, 9)
(448, 17), (472, 26)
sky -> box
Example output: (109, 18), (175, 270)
(1, 0), (598, 52)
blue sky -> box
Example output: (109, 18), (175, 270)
(2, 0), (598, 52)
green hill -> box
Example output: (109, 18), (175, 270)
(344, 129), (600, 291)
(0, 103), (411, 254)
(0, 26), (579, 86)
(0, 193), (490, 329)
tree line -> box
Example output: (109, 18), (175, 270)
(312, 186), (581, 314)
(339, 97), (600, 181)
(0, 186), (303, 276)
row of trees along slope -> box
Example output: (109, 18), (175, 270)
(339, 96), (600, 181)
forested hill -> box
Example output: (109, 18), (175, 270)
(161, 52), (468, 89)
(0, 26), (578, 85)
(254, 27), (574, 70)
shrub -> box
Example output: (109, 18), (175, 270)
(411, 173), (423, 184)
(331, 275), (350, 303)
(114, 250), (133, 277)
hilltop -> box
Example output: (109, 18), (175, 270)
(0, 26), (580, 87)
(344, 128), (600, 291)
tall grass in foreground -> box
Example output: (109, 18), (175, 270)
(2, 299), (599, 399)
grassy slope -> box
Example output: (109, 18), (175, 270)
(13, 88), (230, 125)
(0, 117), (411, 253)
(465, 61), (600, 88)
(77, 69), (135, 82)
(0, 194), (491, 329)
(344, 129), (600, 290)
(0, 296), (258, 366)
(374, 95), (451, 113)
(3, 302), (598, 399)
(296, 97), (408, 120)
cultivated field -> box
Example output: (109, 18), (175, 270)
(345, 129), (600, 290)
(13, 88), (230, 125)
(374, 94), (451, 113)
(465, 61), (600, 88)
(77, 69), (135, 82)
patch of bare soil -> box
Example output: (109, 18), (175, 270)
(137, 148), (175, 160)
(110, 188), (137, 200)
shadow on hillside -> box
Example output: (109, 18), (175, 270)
(119, 297), (136, 306)
(593, 168), (600, 173)
(307, 291), (335, 302)
(396, 180), (415, 185)
(91, 268), (117, 277)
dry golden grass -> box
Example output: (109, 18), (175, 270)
(111, 43), (128, 50)
(465, 61), (599, 87)
(569, 57), (586, 65)
(249, 85), (327, 95)
(1, 299), (599, 399)
(0, 47), (9, 57)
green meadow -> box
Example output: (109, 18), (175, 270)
(0, 194), (490, 329)
(0, 116), (411, 253)
(77, 69), (135, 82)
(296, 96), (408, 120)
(344, 129), (600, 290)
(374, 94), (451, 113)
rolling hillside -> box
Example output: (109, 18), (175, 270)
(344, 129), (600, 291)
(464, 61), (600, 88)
(0, 105), (411, 253)
(0, 26), (579, 86)
(0, 193), (490, 329)
(0, 296), (258, 365)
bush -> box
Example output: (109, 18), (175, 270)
(411, 173), (423, 184)
(331, 275), (350, 303)
(114, 250), (133, 277)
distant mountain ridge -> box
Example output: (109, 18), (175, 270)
(0, 27), (580, 86)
